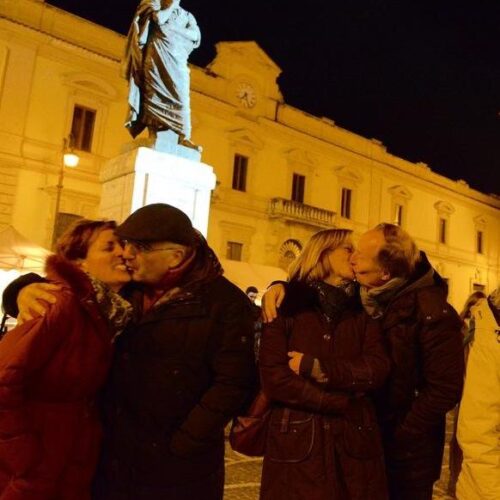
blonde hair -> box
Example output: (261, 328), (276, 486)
(288, 229), (352, 283)
(460, 291), (486, 320)
(374, 223), (420, 278)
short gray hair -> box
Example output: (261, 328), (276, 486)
(374, 223), (421, 279)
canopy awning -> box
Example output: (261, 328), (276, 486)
(0, 225), (51, 273)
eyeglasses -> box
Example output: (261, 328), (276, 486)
(123, 240), (179, 254)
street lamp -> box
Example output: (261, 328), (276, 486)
(51, 136), (79, 247)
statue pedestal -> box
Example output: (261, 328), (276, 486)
(98, 147), (216, 236)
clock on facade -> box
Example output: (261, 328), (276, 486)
(236, 82), (257, 108)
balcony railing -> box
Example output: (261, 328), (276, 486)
(269, 198), (336, 227)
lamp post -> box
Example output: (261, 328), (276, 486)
(51, 137), (79, 247)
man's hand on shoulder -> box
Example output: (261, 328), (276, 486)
(262, 283), (286, 323)
(17, 283), (61, 325)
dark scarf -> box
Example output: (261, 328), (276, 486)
(88, 275), (133, 340)
(309, 280), (357, 323)
(143, 232), (224, 312)
(359, 277), (407, 319)
(142, 248), (198, 312)
(44, 256), (132, 341)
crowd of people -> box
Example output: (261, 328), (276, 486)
(0, 203), (497, 500)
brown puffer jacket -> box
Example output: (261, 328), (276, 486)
(374, 254), (464, 489)
(270, 253), (464, 492)
(259, 288), (390, 500)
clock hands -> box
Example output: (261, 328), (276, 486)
(236, 83), (256, 108)
(240, 91), (251, 107)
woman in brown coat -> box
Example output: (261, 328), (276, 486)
(260, 229), (390, 500)
(0, 220), (132, 499)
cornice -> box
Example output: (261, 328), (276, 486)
(262, 109), (499, 209)
(43, 185), (100, 205)
(0, 17), (121, 64)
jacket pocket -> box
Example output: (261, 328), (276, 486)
(0, 433), (42, 476)
(267, 409), (315, 463)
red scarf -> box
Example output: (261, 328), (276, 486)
(142, 250), (197, 313)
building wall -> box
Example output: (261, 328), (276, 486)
(0, 0), (499, 310)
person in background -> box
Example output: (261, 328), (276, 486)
(245, 285), (262, 360)
(260, 228), (390, 500)
(245, 285), (259, 304)
(262, 223), (464, 500)
(459, 290), (487, 356)
(447, 290), (486, 497)
(455, 289), (499, 500)
(0, 220), (132, 499)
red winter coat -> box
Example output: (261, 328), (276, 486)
(0, 256), (117, 500)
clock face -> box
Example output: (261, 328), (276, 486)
(236, 82), (256, 108)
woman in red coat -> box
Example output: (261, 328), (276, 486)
(0, 219), (131, 499)
(260, 229), (390, 500)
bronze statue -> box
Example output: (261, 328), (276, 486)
(123, 0), (201, 150)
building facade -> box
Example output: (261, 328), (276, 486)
(1, 0), (499, 309)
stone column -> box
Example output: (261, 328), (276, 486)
(99, 142), (216, 236)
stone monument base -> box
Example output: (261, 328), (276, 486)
(121, 130), (202, 162)
(98, 147), (216, 236)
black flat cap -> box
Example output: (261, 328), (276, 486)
(116, 203), (196, 245)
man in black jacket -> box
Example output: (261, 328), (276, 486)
(3, 204), (257, 500)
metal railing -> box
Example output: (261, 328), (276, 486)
(269, 198), (335, 227)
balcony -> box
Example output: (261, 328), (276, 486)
(269, 198), (336, 228)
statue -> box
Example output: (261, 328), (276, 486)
(123, 0), (201, 150)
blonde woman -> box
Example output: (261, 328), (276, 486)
(259, 229), (390, 500)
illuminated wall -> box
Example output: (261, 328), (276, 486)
(0, 0), (498, 309)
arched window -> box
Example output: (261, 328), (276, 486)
(279, 239), (302, 271)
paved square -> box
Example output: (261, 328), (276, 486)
(224, 412), (456, 499)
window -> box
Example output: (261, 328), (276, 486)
(232, 154), (248, 191)
(341, 188), (352, 219)
(226, 241), (243, 261)
(434, 201), (454, 245)
(388, 186), (412, 227)
(291, 174), (305, 203)
(476, 230), (484, 254)
(70, 105), (96, 152)
(439, 217), (447, 244)
(394, 204), (404, 226)
(279, 239), (302, 271)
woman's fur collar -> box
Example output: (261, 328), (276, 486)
(45, 254), (94, 299)
(279, 280), (361, 318)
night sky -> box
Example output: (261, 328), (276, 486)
(48, 0), (499, 195)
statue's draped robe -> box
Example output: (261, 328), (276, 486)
(124, 1), (200, 139)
